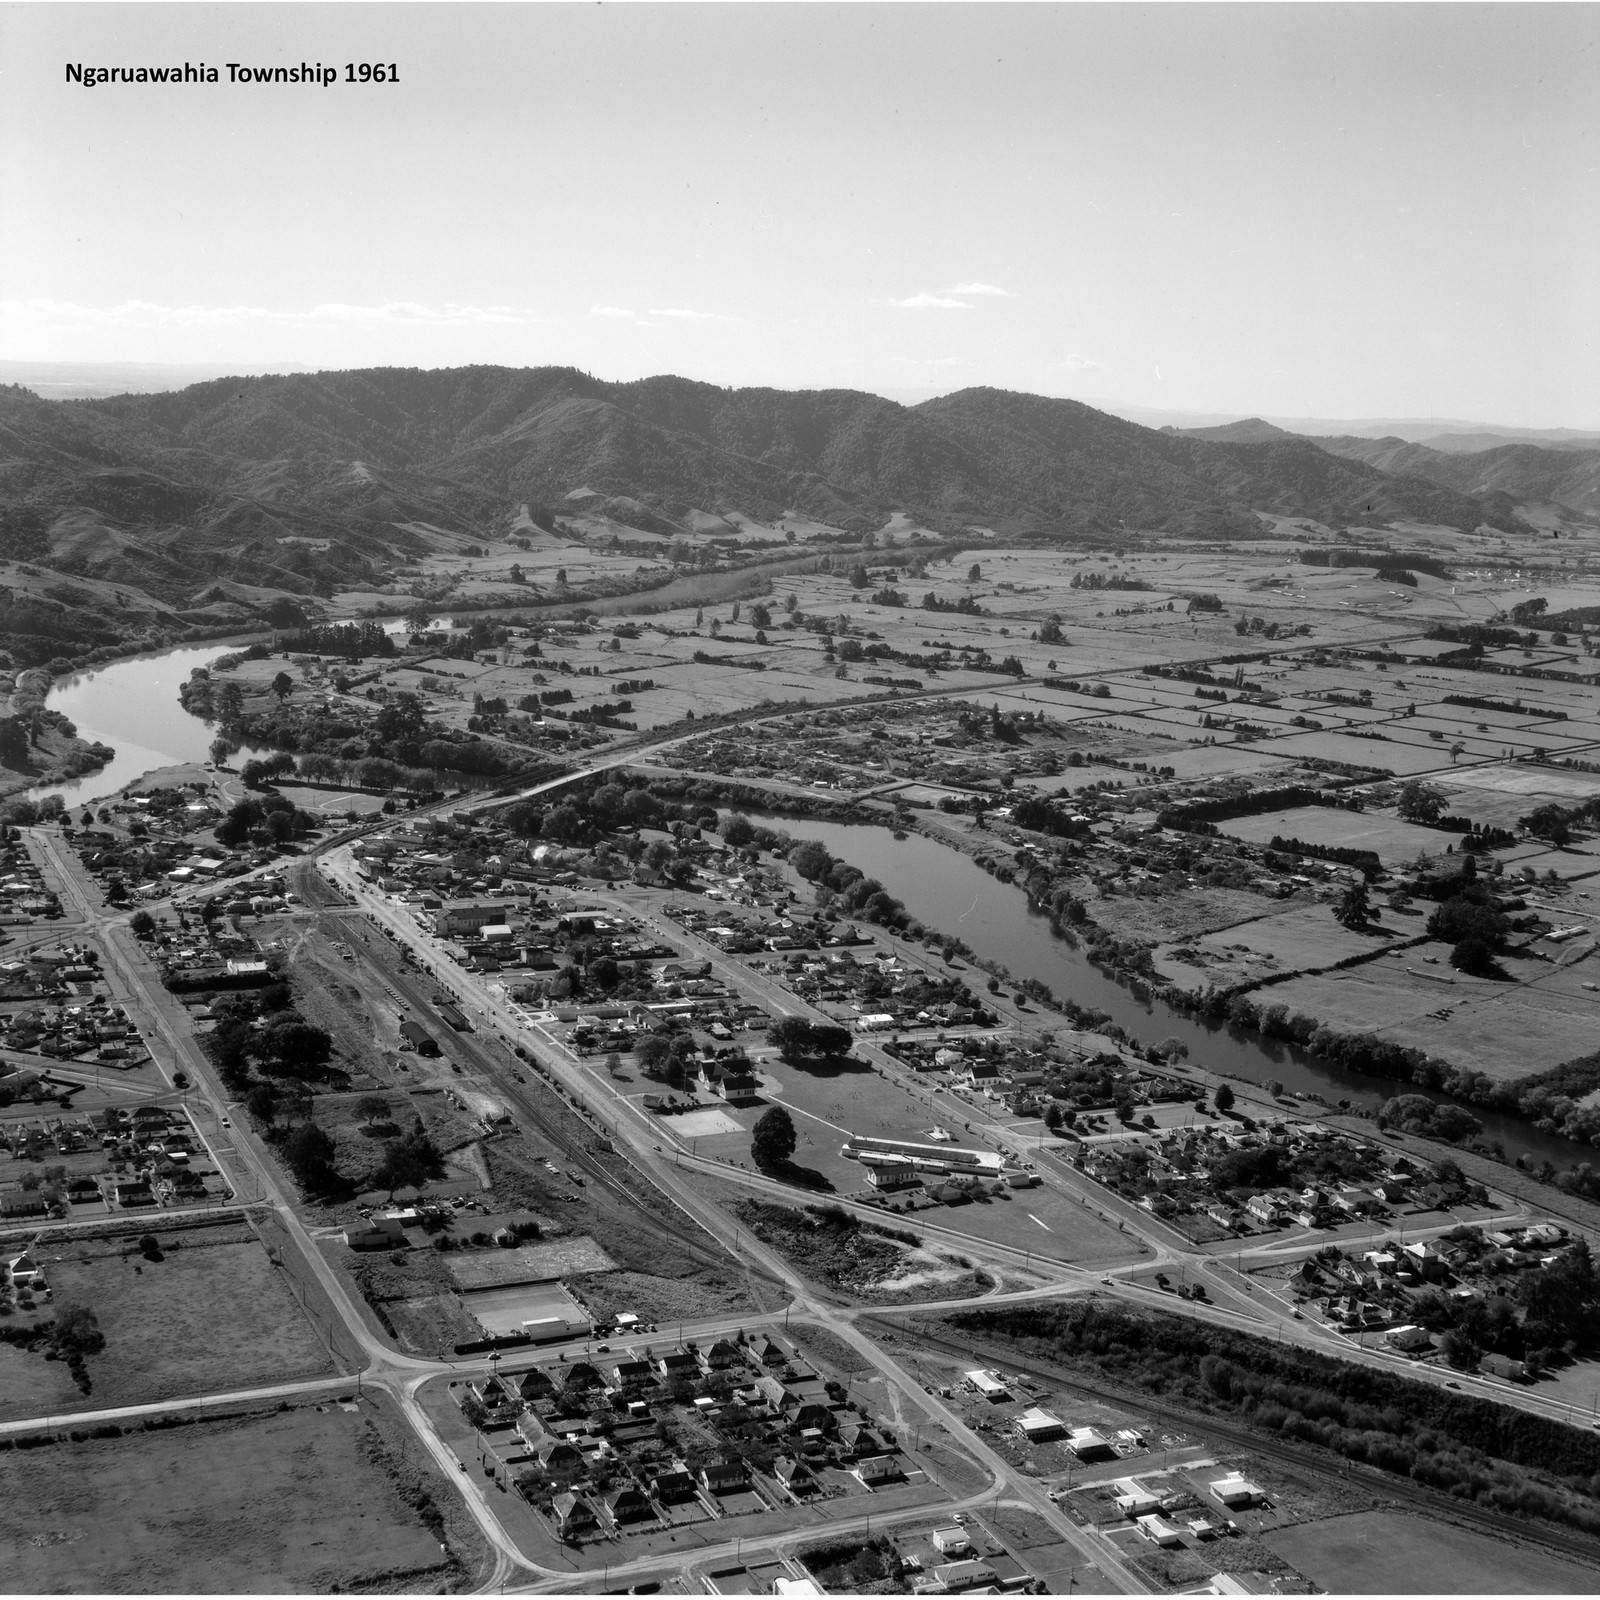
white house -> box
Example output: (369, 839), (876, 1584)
(1113, 1478), (1161, 1516)
(1209, 1472), (1264, 1508)
(1386, 1324), (1434, 1354)
(1068, 1427), (1115, 1460)
(1016, 1407), (1067, 1442)
(1137, 1514), (1184, 1546)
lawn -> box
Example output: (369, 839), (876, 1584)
(0, 1398), (473, 1593)
(1263, 1509), (1600, 1595)
(15, 1221), (334, 1419)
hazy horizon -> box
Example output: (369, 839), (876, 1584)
(3, 4), (1597, 429)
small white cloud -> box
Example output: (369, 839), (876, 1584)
(590, 305), (637, 319)
(890, 293), (971, 311)
(946, 282), (1013, 297)
(1058, 354), (1102, 371)
(649, 307), (723, 321)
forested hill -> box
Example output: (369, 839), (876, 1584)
(0, 366), (1529, 601)
(1309, 432), (1600, 525)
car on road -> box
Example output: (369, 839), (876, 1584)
(1444, 1380), (1460, 1389)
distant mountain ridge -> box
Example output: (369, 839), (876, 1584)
(1307, 434), (1600, 525)
(0, 366), (1533, 610)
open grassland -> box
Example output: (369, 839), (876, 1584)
(19, 1222), (334, 1420)
(1262, 1510), (1600, 1595)
(0, 1398), (477, 1594)
(1263, 952), (1600, 1085)
(1154, 901), (1409, 990)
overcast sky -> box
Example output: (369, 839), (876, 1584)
(2, 3), (1597, 426)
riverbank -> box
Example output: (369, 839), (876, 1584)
(757, 810), (1599, 1187)
(0, 666), (116, 802)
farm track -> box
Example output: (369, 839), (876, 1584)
(878, 1317), (1600, 1574)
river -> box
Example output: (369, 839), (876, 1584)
(26, 644), (270, 807)
(777, 816), (1582, 1170)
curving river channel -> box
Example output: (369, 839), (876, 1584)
(779, 817), (1583, 1172)
(21, 644), (1582, 1172)
(26, 644), (269, 807)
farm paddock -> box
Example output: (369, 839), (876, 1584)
(0, 1398), (480, 1594)
(1262, 1509), (1600, 1595)
(4, 1220), (336, 1421)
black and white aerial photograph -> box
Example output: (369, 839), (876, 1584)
(1, 2), (1599, 1594)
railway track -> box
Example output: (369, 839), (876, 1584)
(292, 872), (777, 1295)
(873, 1315), (1600, 1575)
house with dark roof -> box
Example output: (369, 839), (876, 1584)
(788, 1401), (836, 1435)
(700, 1338), (742, 1370)
(839, 1421), (889, 1457)
(602, 1485), (655, 1525)
(649, 1466), (697, 1502)
(700, 1460), (747, 1496)
(534, 1438), (583, 1472)
(516, 1368), (556, 1401)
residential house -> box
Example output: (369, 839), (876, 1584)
(700, 1339), (742, 1371)
(700, 1460), (747, 1496)
(929, 1559), (997, 1593)
(1137, 1514), (1184, 1547)
(1209, 1473), (1264, 1508)
(550, 1491), (597, 1537)
(1068, 1427), (1115, 1461)
(649, 1466), (697, 1502)
(839, 1421), (888, 1457)
(1016, 1407), (1067, 1442)
(852, 1454), (903, 1488)
(774, 1456), (819, 1498)
(1113, 1479), (1161, 1517)
(516, 1369), (556, 1402)
(602, 1485), (654, 1525)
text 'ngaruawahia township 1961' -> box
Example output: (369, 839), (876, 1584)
(64, 62), (400, 87)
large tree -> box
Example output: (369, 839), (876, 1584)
(769, 1017), (853, 1065)
(282, 1122), (340, 1193)
(751, 1106), (797, 1171)
(1334, 881), (1375, 930)
(1397, 781), (1448, 824)
(1520, 803), (1575, 847)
